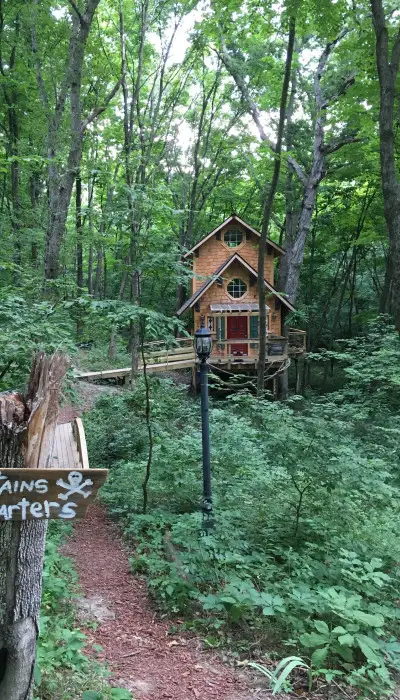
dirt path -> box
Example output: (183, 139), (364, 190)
(63, 503), (261, 700)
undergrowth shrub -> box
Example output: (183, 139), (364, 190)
(35, 523), (132, 700)
(85, 325), (400, 697)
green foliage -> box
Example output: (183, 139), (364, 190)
(248, 657), (312, 695)
(86, 327), (400, 696)
(0, 287), (75, 390)
(82, 690), (133, 700)
(34, 523), (132, 700)
(36, 525), (89, 682)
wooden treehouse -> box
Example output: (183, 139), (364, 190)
(78, 214), (306, 387)
(177, 214), (306, 380)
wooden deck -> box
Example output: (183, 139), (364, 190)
(76, 330), (306, 382)
(51, 422), (82, 470)
(77, 358), (195, 381)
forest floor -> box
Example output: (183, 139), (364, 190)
(63, 503), (284, 700)
(59, 381), (348, 700)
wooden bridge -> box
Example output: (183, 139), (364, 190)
(51, 417), (89, 470)
(76, 330), (306, 382)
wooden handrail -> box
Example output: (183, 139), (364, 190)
(73, 417), (89, 470)
(142, 337), (193, 350)
(288, 327), (306, 334)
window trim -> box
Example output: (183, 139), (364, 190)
(226, 276), (248, 300)
(221, 227), (245, 251)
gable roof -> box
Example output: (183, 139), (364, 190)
(183, 215), (285, 258)
(176, 253), (295, 316)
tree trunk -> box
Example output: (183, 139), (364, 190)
(93, 246), (103, 299)
(88, 245), (93, 295)
(76, 173), (84, 292)
(130, 271), (140, 381)
(370, 0), (400, 329)
(29, 170), (41, 268)
(31, 0), (119, 281)
(221, 28), (357, 313)
(76, 172), (84, 339)
(0, 353), (68, 700)
(256, 17), (296, 395)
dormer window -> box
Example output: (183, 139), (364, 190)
(227, 278), (247, 299)
(224, 228), (243, 248)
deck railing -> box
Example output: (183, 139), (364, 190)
(210, 337), (288, 359)
(143, 337), (195, 365)
(141, 331), (306, 363)
(287, 328), (307, 355)
(72, 417), (89, 469)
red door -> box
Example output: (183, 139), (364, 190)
(227, 316), (248, 356)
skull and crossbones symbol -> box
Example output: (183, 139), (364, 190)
(57, 471), (93, 500)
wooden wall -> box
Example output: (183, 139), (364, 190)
(191, 221), (284, 347)
(193, 255), (282, 341)
(192, 224), (275, 293)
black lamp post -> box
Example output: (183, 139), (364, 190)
(194, 318), (214, 532)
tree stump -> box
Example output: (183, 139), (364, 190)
(0, 353), (68, 700)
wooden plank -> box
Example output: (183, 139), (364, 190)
(144, 352), (196, 364)
(145, 346), (194, 358)
(144, 359), (195, 373)
(73, 418), (89, 469)
(145, 348), (195, 359)
(52, 423), (81, 470)
(78, 358), (196, 380)
(0, 468), (108, 521)
(78, 367), (132, 379)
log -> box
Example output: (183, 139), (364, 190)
(0, 353), (68, 700)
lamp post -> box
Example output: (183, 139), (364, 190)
(193, 319), (214, 532)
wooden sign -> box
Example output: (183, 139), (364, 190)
(0, 468), (108, 521)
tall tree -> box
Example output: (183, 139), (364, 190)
(0, 1), (22, 275)
(254, 16), (295, 394)
(31, 0), (120, 280)
(370, 0), (400, 328)
(0, 353), (68, 700)
(221, 28), (358, 308)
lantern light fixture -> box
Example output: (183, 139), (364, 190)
(194, 318), (213, 362)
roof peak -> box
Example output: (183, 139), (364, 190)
(183, 214), (285, 259)
(176, 251), (295, 316)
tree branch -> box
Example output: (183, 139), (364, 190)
(314, 29), (350, 111)
(286, 155), (307, 185)
(67, 0), (85, 27)
(31, 1), (49, 111)
(321, 74), (356, 110)
(323, 134), (363, 155)
(215, 39), (307, 185)
(81, 79), (122, 132)
(391, 27), (400, 71)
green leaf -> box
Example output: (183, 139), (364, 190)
(356, 635), (382, 665)
(271, 656), (307, 680)
(311, 646), (329, 668)
(110, 690), (133, 700)
(33, 664), (42, 687)
(352, 611), (384, 628)
(262, 606), (275, 616)
(332, 643), (354, 663)
(247, 662), (273, 679)
(314, 620), (330, 635)
(300, 632), (329, 648)
(82, 693), (103, 700)
(338, 634), (355, 647)
(271, 658), (310, 695)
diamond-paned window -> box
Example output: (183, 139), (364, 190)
(224, 228), (243, 247)
(227, 278), (247, 299)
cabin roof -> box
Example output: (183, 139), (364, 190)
(176, 253), (295, 316)
(183, 214), (285, 258)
